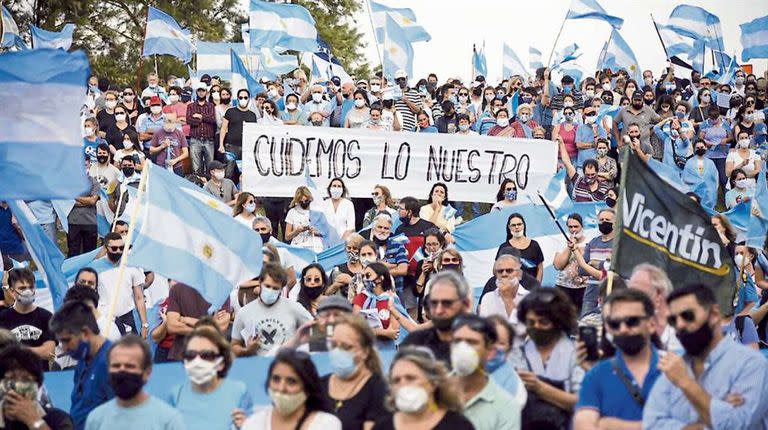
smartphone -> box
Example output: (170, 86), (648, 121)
(309, 323), (330, 352)
(579, 326), (600, 361)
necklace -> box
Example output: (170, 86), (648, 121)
(331, 373), (370, 412)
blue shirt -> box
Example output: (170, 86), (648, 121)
(642, 338), (768, 430)
(381, 237), (408, 291)
(165, 378), (253, 430)
(577, 347), (662, 421)
(85, 396), (184, 430)
(83, 137), (106, 163)
(0, 205), (25, 256)
(136, 113), (166, 147)
(735, 274), (759, 314)
(700, 118), (731, 159)
(71, 340), (114, 430)
(418, 126), (438, 133)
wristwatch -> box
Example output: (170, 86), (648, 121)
(31, 419), (46, 429)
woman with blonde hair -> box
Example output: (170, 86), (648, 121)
(321, 314), (389, 430)
(285, 186), (324, 252)
(372, 346), (473, 430)
(232, 192), (258, 228)
(363, 185), (396, 227)
(711, 213), (737, 258)
(167, 322), (253, 430)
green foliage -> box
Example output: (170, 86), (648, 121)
(4, 0), (370, 86)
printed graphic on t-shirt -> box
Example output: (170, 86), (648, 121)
(11, 324), (43, 342)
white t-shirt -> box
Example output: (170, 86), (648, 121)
(89, 163), (120, 190)
(91, 257), (145, 318)
(242, 408), (341, 430)
(114, 149), (146, 166)
(319, 198), (355, 238)
(479, 286), (530, 346)
(235, 214), (255, 228)
(231, 296), (313, 356)
(285, 207), (322, 252)
(725, 150), (761, 187)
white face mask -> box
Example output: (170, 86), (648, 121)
(459, 123), (470, 131)
(183, 356), (222, 385)
(451, 341), (479, 377)
(105, 100), (117, 110)
(212, 171), (225, 180)
(701, 95), (711, 104)
(737, 139), (750, 149)
(563, 101), (574, 108)
(735, 178), (748, 189)
(212, 92), (221, 101)
(115, 113), (126, 122)
(330, 186), (343, 199)
(370, 84), (381, 92)
(395, 386), (429, 413)
(267, 89), (279, 98)
(496, 118), (509, 127)
(238, 99), (249, 108)
(734, 254), (748, 268)
(585, 90), (595, 98)
(244, 202), (256, 213)
(312, 93), (323, 103)
(602, 83), (611, 91)
(459, 95), (468, 103)
(269, 389), (307, 416)
(519, 113), (530, 123)
(84, 127), (94, 136)
(286, 102), (297, 111)
(123, 140), (133, 149)
(168, 95), (179, 104)
(150, 106), (162, 115)
(354, 99), (365, 108)
(585, 115), (596, 124)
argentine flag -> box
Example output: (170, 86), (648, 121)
(502, 43), (526, 79)
(30, 24), (75, 50)
(740, 16), (768, 62)
(0, 49), (92, 200)
(383, 14), (413, 78)
(746, 170), (768, 249)
(230, 49), (265, 97)
(656, 23), (694, 58)
(6, 200), (68, 310)
(534, 168), (574, 218)
(304, 51), (353, 84)
(142, 6), (195, 63)
(666, 5), (724, 50)
(1, 5), (25, 49)
(551, 43), (581, 69)
(603, 29), (641, 82)
(370, 0), (430, 43)
(129, 163), (263, 310)
(473, 44), (487, 77)
(303, 168), (342, 250)
(565, 0), (623, 29)
(529, 47), (543, 70)
(256, 48), (298, 80)
(249, 0), (318, 53)
(197, 41), (260, 82)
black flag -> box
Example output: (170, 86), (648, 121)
(613, 149), (736, 314)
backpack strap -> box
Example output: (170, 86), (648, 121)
(611, 358), (645, 407)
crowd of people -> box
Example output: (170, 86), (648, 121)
(1, 58), (768, 430)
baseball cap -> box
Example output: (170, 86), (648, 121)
(208, 160), (226, 171)
(194, 82), (207, 91)
(631, 90), (644, 100)
(331, 76), (341, 87)
(149, 96), (162, 106)
(200, 74), (211, 84)
(395, 69), (408, 79)
(316, 296), (353, 313)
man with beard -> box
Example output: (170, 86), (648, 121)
(401, 271), (472, 366)
(614, 90), (660, 153)
(643, 283), (768, 429)
(91, 233), (149, 338)
(574, 289), (662, 430)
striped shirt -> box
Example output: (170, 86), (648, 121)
(570, 173), (609, 202)
(395, 88), (421, 132)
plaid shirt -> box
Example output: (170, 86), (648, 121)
(186, 101), (217, 140)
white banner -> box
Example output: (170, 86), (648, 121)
(241, 125), (558, 203)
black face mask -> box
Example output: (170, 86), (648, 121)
(121, 167), (135, 177)
(605, 197), (617, 208)
(441, 264), (460, 272)
(259, 233), (271, 244)
(472, 87), (483, 96)
(302, 285), (325, 300)
(221, 97), (231, 105)
(644, 99), (654, 106)
(677, 319), (714, 356)
(598, 221), (613, 235)
(528, 328), (561, 347)
(373, 235), (388, 247)
(431, 315), (456, 331)
(97, 155), (109, 164)
(299, 201), (310, 210)
(109, 371), (145, 400)
(612, 333), (647, 356)
(107, 251), (123, 263)
(695, 148), (707, 157)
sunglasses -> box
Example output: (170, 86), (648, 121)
(459, 93), (469, 96)
(123, 92), (134, 96)
(183, 350), (220, 361)
(495, 267), (520, 274)
(667, 309), (697, 327)
(428, 298), (458, 308)
(108, 246), (125, 252)
(606, 316), (648, 330)
(238, 96), (249, 100)
(303, 277), (322, 284)
(364, 273), (378, 281)
(441, 257), (460, 264)
(504, 187), (515, 191)
(371, 192), (381, 197)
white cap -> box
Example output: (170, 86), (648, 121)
(394, 69), (408, 79)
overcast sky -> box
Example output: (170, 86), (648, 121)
(234, 1), (768, 82)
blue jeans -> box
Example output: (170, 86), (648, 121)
(580, 283), (600, 318)
(711, 157), (727, 187)
(189, 138), (214, 176)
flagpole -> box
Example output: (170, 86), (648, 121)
(650, 14), (669, 60)
(364, 0), (384, 77)
(536, 193), (570, 242)
(597, 31), (614, 72)
(111, 187), (127, 232)
(547, 18), (567, 67)
(153, 54), (159, 76)
(104, 165), (149, 340)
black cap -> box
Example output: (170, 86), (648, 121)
(631, 90), (644, 99)
(208, 160), (226, 171)
(331, 76), (341, 86)
(200, 74), (212, 84)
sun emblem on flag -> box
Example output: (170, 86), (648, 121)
(388, 46), (399, 55)
(400, 17), (412, 25)
(206, 199), (221, 210)
(279, 20), (288, 30)
(629, 65), (637, 72)
(202, 244), (214, 260)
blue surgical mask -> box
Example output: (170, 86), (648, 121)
(67, 339), (90, 361)
(329, 348), (357, 379)
(448, 95), (458, 105)
(563, 86), (572, 95)
(485, 347), (508, 373)
(363, 280), (376, 291)
(260, 287), (280, 306)
(675, 111), (686, 120)
(505, 190), (517, 201)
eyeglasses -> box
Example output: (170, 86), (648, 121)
(667, 309), (697, 327)
(238, 96), (249, 100)
(182, 350), (220, 361)
(108, 245), (125, 252)
(428, 298), (458, 308)
(606, 316), (648, 330)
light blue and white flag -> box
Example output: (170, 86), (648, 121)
(51, 200), (75, 233)
(532, 168), (574, 218)
(688, 39), (706, 74)
(231, 48), (265, 97)
(7, 200), (68, 310)
(551, 43), (581, 68)
(657, 23), (694, 58)
(142, 6), (195, 63)
(740, 16), (768, 62)
(473, 44), (488, 77)
(249, 0), (318, 52)
(717, 53), (740, 85)
(370, 0), (430, 43)
(746, 170), (768, 249)
(256, 48), (298, 80)
(1, 5), (25, 49)
(503, 43), (526, 79)
(197, 41), (260, 81)
(30, 24), (75, 50)
(603, 29), (641, 82)
(303, 169), (342, 250)
(565, 0), (623, 30)
(0, 49), (91, 200)
(304, 51), (352, 84)
(529, 47), (543, 70)
(382, 14), (413, 78)
(129, 163), (262, 310)
(666, 5), (724, 52)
